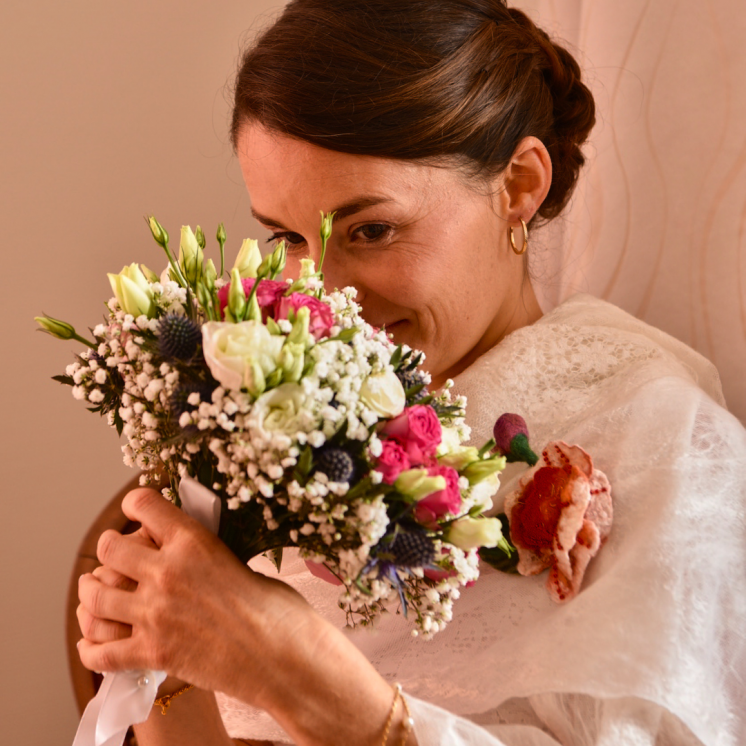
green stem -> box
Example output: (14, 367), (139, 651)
(73, 333), (97, 349)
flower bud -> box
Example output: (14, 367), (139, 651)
(227, 268), (247, 321)
(447, 517), (503, 550)
(204, 259), (217, 290)
(246, 360), (267, 397)
(395, 469), (447, 501)
(319, 211), (334, 243)
(108, 264), (155, 317)
(280, 343), (305, 382)
(269, 240), (287, 278)
(146, 216), (169, 247)
(246, 288), (262, 322)
(286, 305), (311, 347)
(216, 222), (226, 247)
(233, 238), (262, 279)
(139, 264), (159, 283)
(461, 456), (506, 485)
(195, 225), (206, 249)
(35, 314), (76, 340)
(299, 258), (317, 279)
(437, 446), (480, 471)
(179, 226), (203, 285)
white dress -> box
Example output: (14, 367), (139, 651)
(216, 294), (746, 745)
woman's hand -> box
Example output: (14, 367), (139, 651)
(77, 487), (313, 704)
(77, 487), (415, 745)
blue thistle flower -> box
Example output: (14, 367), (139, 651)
(315, 447), (355, 483)
(157, 313), (202, 360)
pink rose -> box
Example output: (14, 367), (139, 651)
(414, 465), (462, 526)
(375, 440), (411, 484)
(381, 405), (442, 463)
(504, 441), (613, 603)
(218, 278), (287, 321)
(276, 293), (335, 340)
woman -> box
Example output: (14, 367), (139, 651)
(76, 1), (746, 744)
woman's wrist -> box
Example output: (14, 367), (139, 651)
(249, 614), (414, 746)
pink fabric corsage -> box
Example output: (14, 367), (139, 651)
(503, 441), (613, 603)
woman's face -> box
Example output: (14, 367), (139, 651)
(236, 124), (536, 387)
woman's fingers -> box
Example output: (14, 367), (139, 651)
(78, 636), (142, 674)
(78, 572), (138, 625)
(92, 564), (138, 592)
(77, 602), (132, 643)
(96, 528), (158, 581)
(121, 488), (192, 547)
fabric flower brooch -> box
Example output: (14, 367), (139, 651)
(484, 414), (613, 603)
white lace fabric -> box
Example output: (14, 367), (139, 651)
(216, 294), (746, 745)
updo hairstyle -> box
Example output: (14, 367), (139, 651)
(231, 0), (595, 223)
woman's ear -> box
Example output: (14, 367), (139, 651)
(495, 136), (552, 224)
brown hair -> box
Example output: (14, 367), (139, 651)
(231, 0), (595, 222)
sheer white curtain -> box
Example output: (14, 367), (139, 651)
(518, 0), (746, 423)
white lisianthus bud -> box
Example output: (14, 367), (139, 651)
(447, 517), (503, 550)
(146, 215), (169, 247)
(233, 238), (262, 279)
(139, 264), (159, 283)
(299, 258), (317, 279)
(461, 456), (506, 485)
(437, 446), (480, 470)
(359, 369), (405, 418)
(35, 314), (76, 340)
(204, 259), (218, 290)
(179, 225), (203, 285)
(280, 343), (305, 383)
(395, 469), (447, 501)
(201, 320), (283, 393)
(320, 211), (334, 242)
(228, 268), (247, 321)
(108, 264), (155, 318)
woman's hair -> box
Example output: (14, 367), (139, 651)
(231, 0), (595, 222)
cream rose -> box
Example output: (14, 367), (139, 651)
(359, 369), (406, 418)
(252, 383), (312, 435)
(201, 321), (283, 394)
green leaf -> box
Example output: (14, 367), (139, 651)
(52, 374), (75, 386)
(390, 345), (403, 369)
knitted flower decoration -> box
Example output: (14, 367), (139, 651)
(503, 441), (612, 602)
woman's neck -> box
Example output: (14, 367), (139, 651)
(430, 278), (543, 391)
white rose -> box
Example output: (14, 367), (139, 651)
(359, 369), (405, 418)
(253, 383), (313, 435)
(447, 517), (503, 550)
(202, 321), (283, 394)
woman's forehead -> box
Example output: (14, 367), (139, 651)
(237, 124), (451, 222)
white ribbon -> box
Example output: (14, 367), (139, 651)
(72, 478), (221, 746)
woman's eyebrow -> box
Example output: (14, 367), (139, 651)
(250, 197), (393, 230)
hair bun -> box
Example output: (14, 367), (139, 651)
(506, 7), (596, 219)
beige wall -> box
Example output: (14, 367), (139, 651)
(0, 2), (283, 742)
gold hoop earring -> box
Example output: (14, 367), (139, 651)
(509, 219), (528, 255)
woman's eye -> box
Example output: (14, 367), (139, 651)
(354, 223), (390, 241)
(266, 232), (305, 247)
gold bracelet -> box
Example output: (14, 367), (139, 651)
(381, 683), (415, 746)
(153, 683), (195, 715)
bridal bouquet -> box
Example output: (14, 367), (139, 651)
(37, 215), (510, 637)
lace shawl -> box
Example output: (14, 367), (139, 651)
(217, 294), (746, 745)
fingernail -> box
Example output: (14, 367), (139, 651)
(77, 640), (82, 649)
